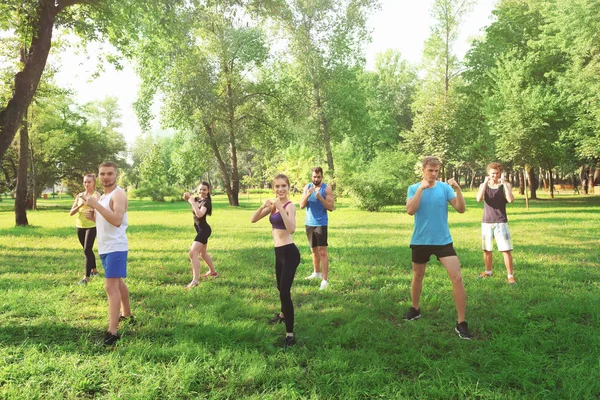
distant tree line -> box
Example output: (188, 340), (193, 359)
(1, 0), (599, 224)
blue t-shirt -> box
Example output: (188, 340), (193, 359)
(305, 183), (328, 226)
(407, 181), (456, 245)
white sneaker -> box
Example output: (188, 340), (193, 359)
(305, 272), (322, 280)
(319, 280), (328, 290)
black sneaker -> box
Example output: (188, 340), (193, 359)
(283, 335), (296, 348)
(119, 315), (135, 325)
(91, 271), (99, 277)
(455, 321), (472, 340)
(268, 313), (285, 325)
(103, 332), (120, 346)
(403, 307), (421, 321)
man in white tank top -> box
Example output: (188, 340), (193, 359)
(83, 161), (133, 345)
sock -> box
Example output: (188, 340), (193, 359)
(316, 272), (322, 277)
(486, 271), (492, 276)
(507, 274), (514, 279)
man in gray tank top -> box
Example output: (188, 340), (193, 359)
(476, 162), (516, 285)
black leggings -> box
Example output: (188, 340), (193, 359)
(77, 227), (97, 277)
(274, 243), (300, 333)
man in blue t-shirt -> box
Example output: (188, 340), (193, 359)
(403, 156), (472, 340)
(300, 167), (334, 290)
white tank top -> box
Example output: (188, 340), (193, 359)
(96, 186), (128, 254)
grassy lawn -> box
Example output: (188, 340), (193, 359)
(0, 191), (599, 399)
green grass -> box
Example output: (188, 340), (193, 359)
(0, 191), (599, 399)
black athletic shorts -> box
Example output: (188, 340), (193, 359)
(194, 223), (212, 244)
(410, 243), (456, 264)
(305, 225), (328, 248)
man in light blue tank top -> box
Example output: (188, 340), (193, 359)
(300, 167), (334, 290)
(404, 156), (472, 340)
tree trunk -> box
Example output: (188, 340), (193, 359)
(526, 165), (538, 199)
(589, 164), (595, 192)
(524, 168), (529, 210)
(549, 169), (554, 199)
(580, 165), (588, 194)
(518, 170), (525, 195)
(540, 167), (548, 191)
(0, 1), (61, 161)
(313, 82), (334, 172)
(225, 75), (239, 206)
(30, 144), (37, 210)
(15, 117), (29, 226)
(204, 122), (238, 206)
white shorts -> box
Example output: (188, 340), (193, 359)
(481, 223), (513, 252)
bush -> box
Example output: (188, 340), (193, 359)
(345, 150), (418, 212)
(244, 188), (272, 195)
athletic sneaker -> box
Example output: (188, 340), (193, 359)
(103, 332), (120, 346)
(268, 313), (285, 325)
(455, 321), (472, 340)
(77, 278), (89, 285)
(283, 335), (296, 348)
(508, 277), (517, 285)
(403, 307), (421, 321)
(319, 280), (328, 290)
(305, 272), (322, 280)
(90, 271), (99, 277)
(477, 271), (492, 279)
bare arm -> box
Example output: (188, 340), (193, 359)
(503, 182), (515, 203)
(275, 200), (296, 233)
(407, 182), (430, 215)
(448, 179), (466, 214)
(316, 185), (334, 211)
(251, 200), (273, 223)
(85, 190), (128, 227)
(476, 177), (489, 202)
(189, 198), (207, 219)
(69, 193), (84, 216)
(299, 185), (314, 209)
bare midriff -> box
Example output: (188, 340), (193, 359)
(272, 228), (294, 248)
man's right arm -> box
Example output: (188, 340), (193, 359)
(92, 190), (127, 227)
(476, 177), (488, 202)
(406, 185), (423, 215)
(299, 184), (311, 209)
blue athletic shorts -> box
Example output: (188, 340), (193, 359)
(100, 251), (128, 278)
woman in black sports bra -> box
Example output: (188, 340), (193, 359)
(251, 174), (300, 348)
(183, 181), (218, 289)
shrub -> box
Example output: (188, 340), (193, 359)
(345, 150), (418, 211)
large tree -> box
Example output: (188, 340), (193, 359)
(274, 0), (378, 172)
(134, 1), (271, 206)
(0, 0), (179, 161)
(405, 0), (474, 177)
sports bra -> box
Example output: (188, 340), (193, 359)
(269, 201), (292, 230)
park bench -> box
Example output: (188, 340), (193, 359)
(553, 184), (579, 194)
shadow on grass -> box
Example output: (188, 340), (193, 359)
(0, 322), (105, 348)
